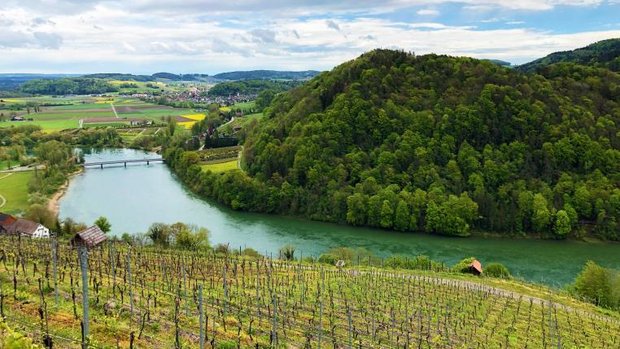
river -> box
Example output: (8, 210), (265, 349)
(59, 148), (620, 287)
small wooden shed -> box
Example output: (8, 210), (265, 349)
(469, 259), (483, 275)
(71, 226), (107, 249)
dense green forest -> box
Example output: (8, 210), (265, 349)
(166, 46), (620, 240)
(207, 79), (301, 97)
(518, 38), (620, 72)
(20, 77), (119, 95)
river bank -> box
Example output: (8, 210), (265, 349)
(48, 168), (82, 217)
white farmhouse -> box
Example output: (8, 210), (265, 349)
(7, 218), (50, 238)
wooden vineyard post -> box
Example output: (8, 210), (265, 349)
(78, 244), (89, 349)
(318, 266), (324, 349)
(52, 238), (59, 307)
(127, 249), (134, 325)
(109, 241), (116, 297)
(198, 284), (205, 349)
(271, 295), (278, 347)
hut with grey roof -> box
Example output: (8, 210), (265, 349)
(71, 225), (107, 249)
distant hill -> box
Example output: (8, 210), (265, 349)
(517, 38), (620, 72)
(82, 73), (156, 82)
(213, 70), (321, 81)
(0, 73), (78, 90)
(484, 59), (512, 67)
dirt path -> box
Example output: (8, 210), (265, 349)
(0, 172), (14, 209)
(111, 103), (119, 118)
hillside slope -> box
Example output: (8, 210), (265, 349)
(166, 48), (620, 240)
(1, 237), (618, 348)
(517, 38), (620, 72)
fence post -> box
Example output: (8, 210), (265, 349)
(198, 284), (205, 349)
(127, 249), (134, 325)
(318, 266), (324, 349)
(78, 244), (89, 349)
(52, 238), (59, 307)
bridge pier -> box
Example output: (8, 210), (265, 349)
(147, 160), (150, 165)
(100, 164), (103, 169)
(124, 162), (127, 168)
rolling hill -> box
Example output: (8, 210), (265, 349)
(517, 38), (620, 72)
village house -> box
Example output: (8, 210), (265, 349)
(0, 213), (50, 238)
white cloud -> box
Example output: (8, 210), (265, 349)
(0, 1), (617, 73)
(417, 9), (440, 16)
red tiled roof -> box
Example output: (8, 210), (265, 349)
(0, 213), (17, 230)
(73, 225), (107, 248)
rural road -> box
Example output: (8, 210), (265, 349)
(0, 165), (44, 173)
(111, 103), (119, 118)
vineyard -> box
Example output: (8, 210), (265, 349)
(0, 236), (618, 348)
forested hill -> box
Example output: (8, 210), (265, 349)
(213, 70), (320, 80)
(517, 38), (620, 72)
(167, 48), (620, 240)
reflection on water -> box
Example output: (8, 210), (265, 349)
(60, 148), (620, 287)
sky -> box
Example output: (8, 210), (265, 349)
(0, 0), (619, 74)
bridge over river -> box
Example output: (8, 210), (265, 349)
(83, 158), (164, 168)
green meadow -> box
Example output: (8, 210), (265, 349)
(200, 158), (239, 173)
(0, 171), (33, 214)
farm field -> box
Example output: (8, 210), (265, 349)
(0, 97), (195, 132)
(0, 237), (618, 348)
(200, 158), (239, 173)
(0, 171), (33, 214)
(177, 113), (207, 129)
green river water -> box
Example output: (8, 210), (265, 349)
(59, 148), (620, 287)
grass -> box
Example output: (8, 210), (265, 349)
(200, 158), (239, 173)
(0, 171), (33, 214)
(219, 112), (263, 133)
(0, 119), (79, 132)
(0, 238), (618, 348)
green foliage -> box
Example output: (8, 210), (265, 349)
(573, 260), (619, 309)
(94, 216), (111, 233)
(553, 210), (571, 238)
(384, 255), (445, 271)
(484, 263), (512, 279)
(279, 244), (296, 260)
(0, 320), (41, 349)
(452, 257), (478, 274)
(146, 222), (210, 251)
(20, 78), (118, 95)
(318, 247), (377, 266)
(208, 80), (300, 97)
(165, 48), (620, 240)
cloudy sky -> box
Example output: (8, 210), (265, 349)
(1, 0), (619, 74)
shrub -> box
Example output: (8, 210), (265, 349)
(573, 260), (619, 309)
(484, 263), (512, 279)
(384, 255), (444, 271)
(318, 247), (379, 266)
(240, 247), (261, 258)
(279, 244), (296, 260)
